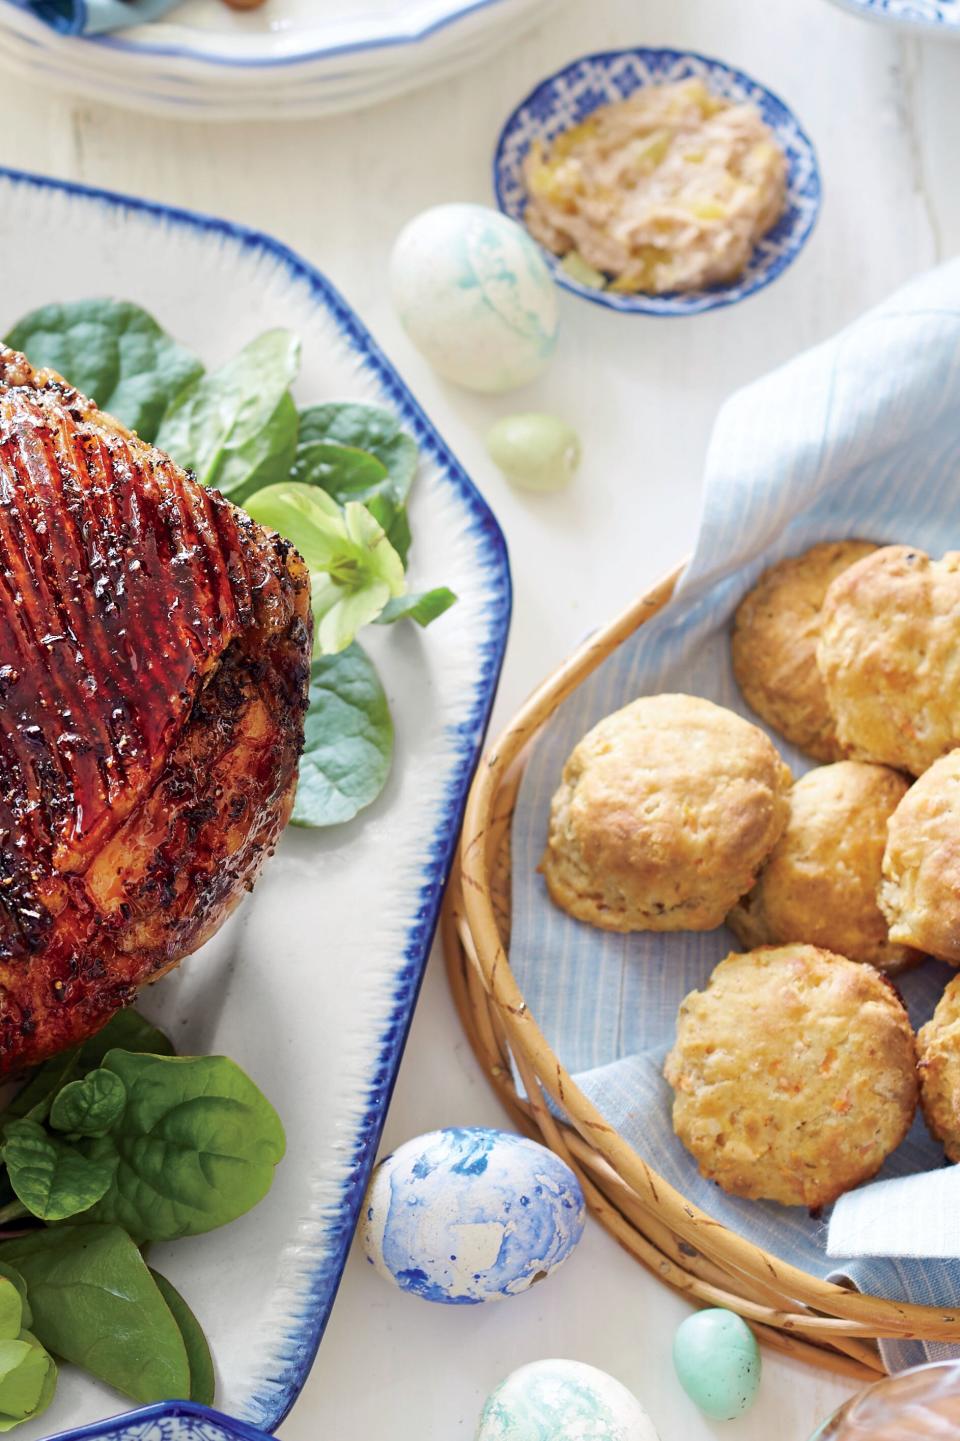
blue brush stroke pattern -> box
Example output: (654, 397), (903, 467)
(365, 1128), (585, 1304)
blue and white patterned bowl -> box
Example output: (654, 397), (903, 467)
(493, 48), (822, 317)
(825, 0), (960, 32)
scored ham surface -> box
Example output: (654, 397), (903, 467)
(0, 346), (311, 1072)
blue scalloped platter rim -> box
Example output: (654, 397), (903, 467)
(44, 1402), (278, 1441)
(492, 47), (823, 316)
(0, 163), (512, 1441)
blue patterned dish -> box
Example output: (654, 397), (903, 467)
(493, 48), (822, 317)
(0, 165), (511, 1441)
(48, 1403), (275, 1441)
(825, 0), (960, 32)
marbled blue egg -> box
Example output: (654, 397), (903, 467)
(360, 1128), (585, 1303)
(673, 1309), (762, 1420)
(389, 204), (559, 394)
(476, 1359), (660, 1441)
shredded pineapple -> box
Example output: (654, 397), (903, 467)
(521, 78), (787, 295)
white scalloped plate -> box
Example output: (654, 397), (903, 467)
(0, 166), (511, 1441)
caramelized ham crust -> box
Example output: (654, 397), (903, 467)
(0, 346), (310, 1071)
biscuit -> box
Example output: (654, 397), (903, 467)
(731, 540), (877, 762)
(818, 545), (960, 775)
(918, 976), (960, 1162)
(728, 761), (919, 974)
(541, 694), (791, 932)
(880, 749), (960, 963)
(663, 944), (918, 1208)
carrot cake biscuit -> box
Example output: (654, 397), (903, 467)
(728, 761), (919, 974)
(731, 540), (876, 761)
(880, 749), (960, 963)
(542, 693), (791, 932)
(818, 545), (960, 775)
(918, 976), (960, 1162)
(664, 944), (918, 1208)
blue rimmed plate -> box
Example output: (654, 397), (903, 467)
(0, 165), (511, 1441)
(0, 0), (554, 121)
(493, 48), (822, 317)
(825, 0), (960, 32)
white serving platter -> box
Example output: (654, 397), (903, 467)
(0, 165), (511, 1441)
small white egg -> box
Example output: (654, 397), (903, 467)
(486, 413), (580, 492)
(360, 1127), (585, 1304)
(390, 204), (559, 394)
(476, 1359), (660, 1441)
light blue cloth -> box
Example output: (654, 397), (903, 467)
(509, 258), (960, 1372)
(10, 0), (179, 35)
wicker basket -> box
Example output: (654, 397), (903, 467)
(440, 562), (960, 1383)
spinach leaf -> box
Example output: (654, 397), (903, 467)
(0, 1282), (20, 1343)
(293, 405), (418, 564)
(245, 484), (405, 654)
(375, 587), (457, 628)
(2, 1120), (113, 1222)
(156, 330), (300, 502)
(150, 1270), (215, 1407)
(8, 1010), (173, 1122)
(4, 299), (203, 442)
(296, 403), (418, 501)
(0, 1270), (30, 1332)
(292, 441), (389, 500)
(292, 643), (393, 828)
(0, 1226), (190, 1404)
(50, 1069), (126, 1138)
(0, 1335), (56, 1431)
(10, 1333), (57, 1430)
(77, 1050), (285, 1242)
(291, 447), (411, 566)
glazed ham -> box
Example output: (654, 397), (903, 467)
(0, 346), (311, 1072)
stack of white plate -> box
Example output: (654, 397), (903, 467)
(0, 0), (555, 121)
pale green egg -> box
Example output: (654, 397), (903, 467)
(673, 1308), (761, 1420)
(486, 413), (581, 492)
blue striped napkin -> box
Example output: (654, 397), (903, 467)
(509, 258), (960, 1372)
(12, 0), (179, 35)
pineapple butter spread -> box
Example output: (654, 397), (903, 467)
(522, 78), (788, 295)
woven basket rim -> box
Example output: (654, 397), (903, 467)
(441, 561), (960, 1378)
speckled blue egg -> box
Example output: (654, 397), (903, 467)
(360, 1128), (585, 1303)
(475, 1359), (660, 1441)
(673, 1308), (761, 1420)
(389, 204), (559, 394)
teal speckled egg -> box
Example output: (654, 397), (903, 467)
(673, 1309), (761, 1420)
(476, 1360), (660, 1441)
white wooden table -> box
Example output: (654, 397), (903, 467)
(3, 1), (959, 1434)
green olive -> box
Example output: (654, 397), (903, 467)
(486, 413), (581, 493)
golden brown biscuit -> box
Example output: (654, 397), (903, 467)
(541, 694), (791, 932)
(728, 761), (920, 974)
(918, 977), (960, 1161)
(818, 545), (960, 775)
(664, 944), (918, 1208)
(731, 540), (877, 761)
(880, 749), (960, 963)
